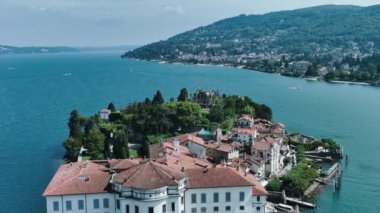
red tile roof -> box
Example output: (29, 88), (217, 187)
(114, 161), (186, 189)
(228, 166), (269, 196)
(252, 141), (272, 151)
(238, 115), (254, 122)
(187, 167), (254, 189)
(113, 159), (140, 170)
(43, 161), (110, 196)
(233, 128), (257, 135)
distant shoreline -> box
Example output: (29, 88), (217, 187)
(128, 57), (376, 87)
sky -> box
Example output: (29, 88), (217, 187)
(0, 0), (379, 47)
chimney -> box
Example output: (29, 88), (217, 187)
(173, 137), (180, 156)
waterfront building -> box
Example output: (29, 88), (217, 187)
(236, 115), (254, 128)
(232, 128), (257, 144)
(44, 138), (268, 213)
(99, 109), (111, 120)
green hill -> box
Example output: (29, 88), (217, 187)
(123, 5), (380, 61)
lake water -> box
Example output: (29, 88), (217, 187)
(0, 51), (379, 212)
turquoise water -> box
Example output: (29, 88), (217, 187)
(0, 51), (379, 212)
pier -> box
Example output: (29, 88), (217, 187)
(282, 190), (316, 209)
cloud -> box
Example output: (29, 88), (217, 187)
(164, 5), (186, 15)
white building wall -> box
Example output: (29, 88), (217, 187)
(228, 149), (239, 159)
(100, 112), (110, 120)
(252, 196), (267, 213)
(46, 193), (115, 213)
(187, 141), (206, 159)
(185, 186), (253, 213)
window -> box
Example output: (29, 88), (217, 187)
(213, 193), (219, 203)
(225, 206), (231, 211)
(53, 201), (59, 211)
(126, 205), (130, 213)
(256, 206), (261, 211)
(257, 196), (261, 202)
(93, 199), (99, 209)
(103, 198), (109, 208)
(181, 196), (184, 204)
(240, 206), (245, 211)
(171, 202), (175, 211)
(239, 192), (245, 202)
(135, 206), (139, 213)
(78, 200), (84, 210)
(65, 201), (72, 210)
(191, 193), (197, 204)
(162, 204), (166, 213)
(213, 206), (219, 212)
(148, 207), (154, 213)
(201, 193), (206, 203)
(201, 207), (207, 212)
(191, 207), (197, 213)
(225, 192), (231, 202)
(116, 200), (120, 209)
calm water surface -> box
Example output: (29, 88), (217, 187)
(0, 51), (379, 212)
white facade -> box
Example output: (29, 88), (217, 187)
(187, 141), (206, 159)
(100, 109), (111, 120)
(228, 149), (240, 159)
(252, 195), (267, 213)
(112, 177), (187, 213)
(235, 132), (256, 144)
(185, 186), (253, 213)
(252, 142), (282, 176)
(46, 193), (115, 213)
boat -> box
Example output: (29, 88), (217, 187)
(275, 203), (294, 212)
(63, 73), (72, 76)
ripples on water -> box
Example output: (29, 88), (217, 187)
(1, 51), (380, 212)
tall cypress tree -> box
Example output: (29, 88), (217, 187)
(152, 90), (164, 105)
(177, 88), (189, 102)
(68, 110), (82, 139)
(113, 130), (129, 159)
(107, 102), (116, 112)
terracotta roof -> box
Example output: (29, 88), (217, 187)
(166, 134), (205, 146)
(206, 143), (235, 153)
(257, 135), (282, 145)
(113, 159), (140, 170)
(187, 167), (254, 189)
(252, 141), (271, 151)
(233, 128), (256, 135)
(43, 161), (110, 196)
(228, 166), (269, 196)
(100, 109), (111, 113)
(114, 161), (186, 189)
(238, 115), (254, 122)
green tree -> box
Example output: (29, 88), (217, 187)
(63, 137), (82, 160)
(325, 72), (336, 81)
(68, 110), (82, 139)
(208, 105), (225, 123)
(113, 130), (129, 159)
(141, 140), (150, 158)
(177, 88), (189, 102)
(86, 128), (105, 159)
(108, 102), (116, 112)
(152, 90), (164, 105)
(266, 178), (282, 191)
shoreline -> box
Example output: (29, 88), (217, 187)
(128, 57), (376, 87)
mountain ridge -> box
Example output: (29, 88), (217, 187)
(123, 4), (380, 61)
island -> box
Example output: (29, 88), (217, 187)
(43, 88), (343, 213)
(0, 45), (78, 54)
(123, 5), (380, 86)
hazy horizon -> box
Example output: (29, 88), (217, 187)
(1, 0), (378, 47)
